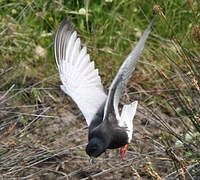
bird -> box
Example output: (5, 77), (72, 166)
(54, 18), (154, 160)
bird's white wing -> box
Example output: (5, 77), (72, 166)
(103, 19), (154, 122)
(55, 19), (107, 126)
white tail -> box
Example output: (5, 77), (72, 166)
(120, 101), (138, 142)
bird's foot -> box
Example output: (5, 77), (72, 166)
(120, 144), (128, 160)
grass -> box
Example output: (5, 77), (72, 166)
(0, 0), (200, 179)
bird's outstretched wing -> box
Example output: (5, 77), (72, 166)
(103, 19), (154, 122)
(55, 19), (107, 126)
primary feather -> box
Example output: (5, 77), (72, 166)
(54, 19), (107, 126)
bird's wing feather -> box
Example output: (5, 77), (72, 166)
(103, 19), (154, 122)
(55, 19), (107, 126)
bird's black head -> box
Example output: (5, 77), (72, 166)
(86, 137), (105, 158)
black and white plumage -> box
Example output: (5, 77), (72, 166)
(54, 19), (153, 159)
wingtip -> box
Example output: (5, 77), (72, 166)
(60, 18), (72, 28)
(141, 16), (156, 39)
(54, 18), (76, 67)
(55, 18), (74, 36)
(148, 15), (157, 30)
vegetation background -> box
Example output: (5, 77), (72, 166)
(0, 0), (199, 179)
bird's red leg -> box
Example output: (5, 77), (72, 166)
(120, 144), (128, 159)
